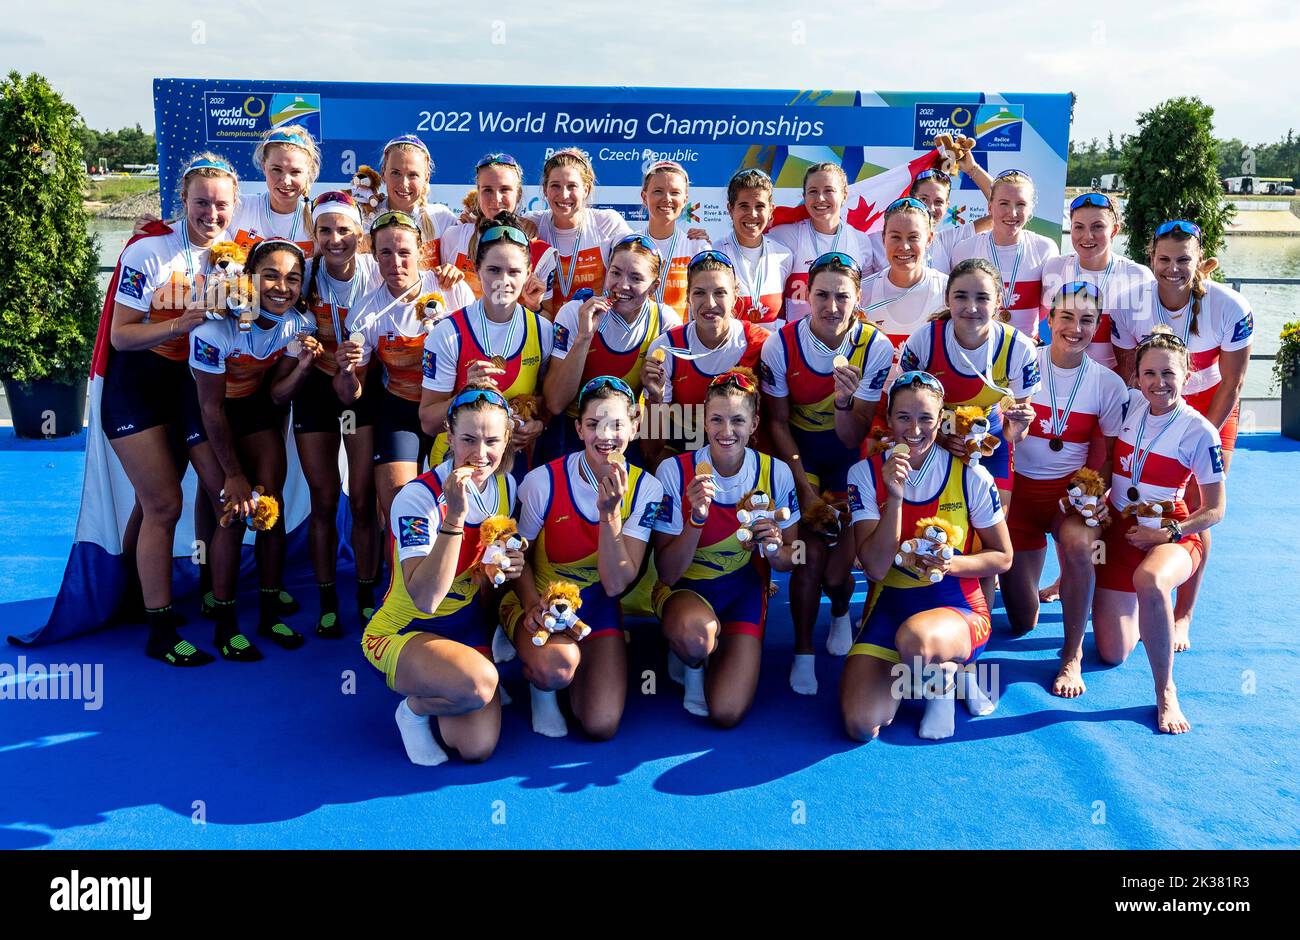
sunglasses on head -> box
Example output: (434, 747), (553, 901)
(312, 191), (357, 209)
(578, 375), (636, 408)
(448, 387), (511, 415)
(1138, 331), (1188, 348)
(1057, 280), (1102, 301)
(370, 210), (419, 234)
(1154, 219), (1201, 240)
(476, 152), (520, 170)
(913, 169), (947, 184)
(708, 370), (756, 393)
(810, 251), (861, 275)
(479, 225), (529, 249)
(731, 167), (772, 183)
(994, 168), (1030, 179)
(1070, 192), (1114, 212)
(615, 233), (661, 255)
(688, 249), (734, 269)
(888, 370), (946, 398)
(887, 197), (929, 213)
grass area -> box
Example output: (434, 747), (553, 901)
(82, 176), (158, 203)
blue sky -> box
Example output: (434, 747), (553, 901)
(6, 0), (1293, 143)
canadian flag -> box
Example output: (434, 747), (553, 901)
(768, 149), (943, 234)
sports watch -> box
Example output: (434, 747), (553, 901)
(1163, 520), (1184, 544)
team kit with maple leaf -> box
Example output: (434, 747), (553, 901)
(100, 126), (1252, 760)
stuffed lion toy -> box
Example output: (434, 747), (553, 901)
(474, 515), (527, 588)
(1059, 467), (1109, 528)
(1124, 499), (1176, 529)
(801, 490), (849, 545)
(735, 489), (791, 556)
(532, 581), (591, 647)
(941, 406), (1001, 467)
(508, 394), (543, 433)
(895, 516), (963, 583)
(415, 291), (447, 328)
(350, 165), (383, 223)
(933, 133), (976, 176)
(218, 485), (280, 531)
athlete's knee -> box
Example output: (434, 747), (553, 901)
(140, 489), (183, 528)
(1094, 630), (1130, 666)
(453, 736), (498, 763)
(308, 485), (340, 520)
(447, 660), (499, 712)
(709, 698), (750, 730)
(843, 713), (883, 742)
(666, 616), (714, 662)
(524, 653), (577, 692)
(1133, 564), (1173, 598)
(577, 709), (621, 742)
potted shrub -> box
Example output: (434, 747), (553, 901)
(1275, 321), (1300, 441)
(0, 71), (101, 439)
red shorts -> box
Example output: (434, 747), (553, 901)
(1184, 387), (1240, 454)
(1095, 508), (1204, 593)
(1007, 471), (1074, 551)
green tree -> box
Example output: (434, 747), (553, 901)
(0, 71), (101, 384)
(1118, 97), (1233, 270)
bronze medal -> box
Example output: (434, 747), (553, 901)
(491, 355), (507, 371)
(1049, 437), (1064, 452)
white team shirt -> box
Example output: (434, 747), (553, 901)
(759, 319), (895, 402)
(846, 451), (1004, 527)
(1038, 253), (1155, 370)
(391, 462), (519, 563)
(229, 192), (312, 247)
(653, 447), (801, 536)
(526, 208), (633, 266)
(550, 298), (681, 360)
(712, 232), (793, 329)
(114, 226), (222, 314)
(949, 230), (1060, 338)
(1016, 347), (1129, 480)
(189, 308), (315, 373)
(647, 319), (753, 404)
(351, 272), (476, 367)
(857, 267), (949, 350)
(1111, 280), (1254, 398)
(517, 453), (665, 544)
(768, 220), (877, 322)
(1110, 389), (1225, 513)
(899, 320), (1042, 400)
(422, 301), (555, 393)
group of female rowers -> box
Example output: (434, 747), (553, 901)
(103, 124), (1251, 763)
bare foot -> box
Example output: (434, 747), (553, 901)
(1051, 656), (1086, 698)
(1038, 578), (1061, 604)
(1157, 685), (1191, 734)
(1173, 615), (1192, 653)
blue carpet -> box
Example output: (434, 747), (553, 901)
(1, 433), (1297, 849)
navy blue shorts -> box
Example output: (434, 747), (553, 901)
(291, 366), (378, 435)
(374, 390), (431, 466)
(101, 348), (206, 445)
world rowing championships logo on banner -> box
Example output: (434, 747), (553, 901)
(204, 92), (322, 143)
(913, 103), (1024, 152)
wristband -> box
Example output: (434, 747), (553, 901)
(688, 510), (708, 528)
(438, 526), (464, 537)
(834, 398), (854, 411)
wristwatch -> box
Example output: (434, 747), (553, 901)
(1163, 520), (1183, 543)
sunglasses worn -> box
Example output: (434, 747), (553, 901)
(1058, 280), (1101, 300)
(1154, 219), (1202, 240)
(477, 152), (520, 169)
(448, 387), (510, 414)
(480, 225), (529, 248)
(810, 251), (860, 275)
(370, 210), (419, 234)
(889, 370), (946, 398)
(688, 249), (734, 269)
(708, 370), (756, 393)
(579, 375), (635, 408)
(887, 197), (928, 213)
(1070, 192), (1113, 211)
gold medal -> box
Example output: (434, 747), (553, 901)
(490, 355), (507, 371)
(832, 354), (849, 370)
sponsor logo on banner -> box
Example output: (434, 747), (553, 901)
(914, 103), (1024, 152)
(205, 92), (322, 142)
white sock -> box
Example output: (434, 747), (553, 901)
(491, 624), (516, 663)
(790, 653), (818, 695)
(826, 612), (854, 656)
(957, 667), (996, 716)
(395, 699), (449, 766)
(667, 649), (686, 685)
(530, 685), (568, 738)
(682, 665), (709, 717)
(918, 665), (958, 740)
